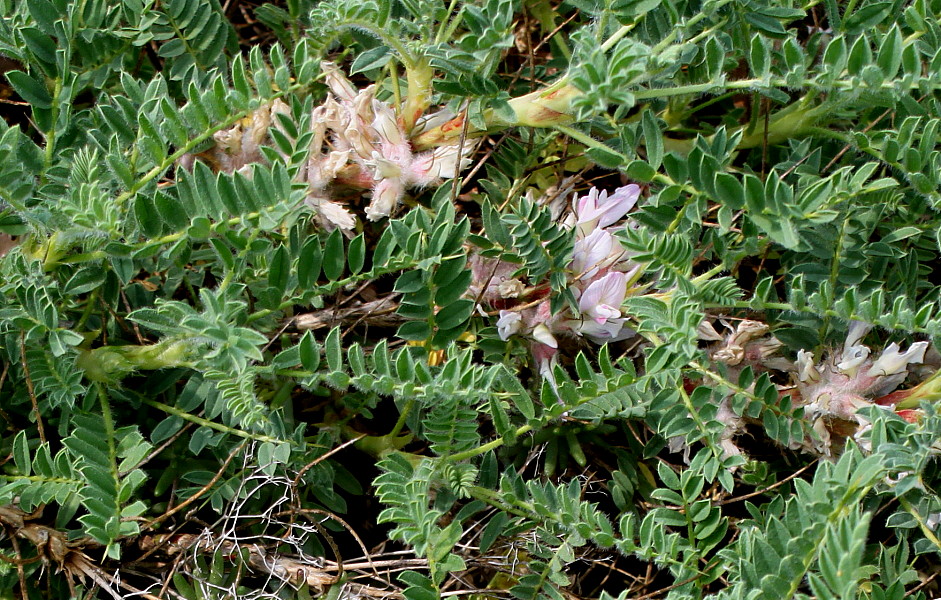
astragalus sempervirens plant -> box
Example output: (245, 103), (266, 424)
(5, 0), (941, 599)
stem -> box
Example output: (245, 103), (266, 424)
(704, 299), (941, 337)
(141, 398), (287, 444)
(218, 228), (259, 292)
(402, 58), (435, 131)
(434, 0), (463, 44)
(41, 76), (63, 179)
(553, 123), (613, 152)
(446, 424), (534, 462)
(599, 22), (637, 53)
(899, 495), (941, 552)
(387, 398), (415, 438)
(691, 264), (726, 284)
(96, 383), (120, 489)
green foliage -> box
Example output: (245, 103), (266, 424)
(3, 0), (941, 598)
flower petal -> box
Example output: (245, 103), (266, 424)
(532, 323), (558, 348)
(867, 341), (929, 377)
(496, 311), (523, 341)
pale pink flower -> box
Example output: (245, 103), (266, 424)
(579, 272), (627, 323)
(182, 100), (290, 174)
(478, 184), (643, 382)
(305, 63), (475, 223)
(567, 272), (634, 342)
(571, 229), (616, 281)
(573, 185), (640, 235)
(531, 340), (559, 382)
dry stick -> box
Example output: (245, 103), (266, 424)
(295, 510), (346, 582)
(449, 99), (473, 205)
(18, 332), (45, 445)
(293, 434), (366, 487)
(159, 555), (190, 600)
(285, 505), (383, 583)
(115, 573), (177, 600)
(459, 133), (502, 191)
(8, 533), (28, 600)
(0, 361), (14, 427)
(121, 287), (146, 345)
(822, 105), (895, 174)
(261, 317), (295, 353)
(531, 10), (579, 55)
(716, 458), (818, 506)
(343, 295), (401, 336)
(130, 521), (194, 565)
(908, 570), (939, 596)
(79, 564), (125, 600)
(143, 440), (248, 530)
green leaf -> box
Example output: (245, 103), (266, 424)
(876, 25), (903, 78)
(395, 270), (426, 293)
(63, 268), (107, 296)
(323, 229), (345, 281)
(586, 145), (625, 168)
(434, 299), (473, 330)
(135, 197), (163, 238)
(750, 35), (771, 77)
(13, 430), (31, 476)
(268, 245), (290, 295)
(396, 321), (432, 341)
(151, 416), (184, 444)
(641, 109), (663, 169)
(500, 367), (534, 419)
(350, 45), (391, 74)
(299, 331), (320, 371)
(298, 237), (323, 288)
(843, 2), (892, 34)
(6, 70), (52, 109)
(26, 0), (60, 34)
(325, 327), (343, 372)
(626, 159), (656, 182)
(348, 233), (366, 275)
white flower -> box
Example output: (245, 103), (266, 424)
(532, 323), (559, 348)
(308, 196), (356, 232)
(867, 341), (929, 377)
(496, 279), (525, 298)
(322, 61), (359, 102)
(306, 64), (475, 223)
(496, 311), (523, 341)
(409, 143), (474, 182)
(796, 349), (820, 383)
(836, 344), (870, 376)
(365, 178), (404, 221)
(843, 321), (871, 352)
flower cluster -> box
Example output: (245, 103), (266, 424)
(486, 185), (642, 378)
(794, 322), (929, 455)
(699, 319), (933, 458)
(178, 99), (291, 175)
(303, 63), (474, 228)
(181, 63), (474, 231)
